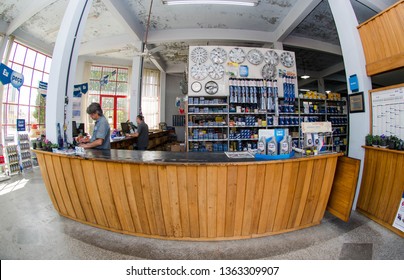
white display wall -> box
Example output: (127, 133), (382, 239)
(188, 45), (298, 97)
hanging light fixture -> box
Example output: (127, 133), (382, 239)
(162, 0), (259, 6)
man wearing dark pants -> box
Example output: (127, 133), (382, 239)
(126, 115), (149, 150)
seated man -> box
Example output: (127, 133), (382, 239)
(79, 103), (111, 150)
(126, 114), (149, 150)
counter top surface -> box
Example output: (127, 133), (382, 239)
(36, 149), (341, 165)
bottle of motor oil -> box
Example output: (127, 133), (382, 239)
(279, 135), (289, 155)
(257, 136), (266, 155)
(266, 137), (278, 155)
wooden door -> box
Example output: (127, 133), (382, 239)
(327, 156), (361, 222)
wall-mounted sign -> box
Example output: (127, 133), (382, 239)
(348, 92), (365, 113)
(38, 81), (48, 97)
(16, 119), (26, 131)
(349, 74), (359, 92)
(73, 82), (88, 98)
(0, 63), (24, 90)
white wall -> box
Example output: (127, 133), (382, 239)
(165, 74), (185, 142)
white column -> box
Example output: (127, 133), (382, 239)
(0, 35), (9, 62)
(0, 35), (14, 145)
(328, 0), (373, 208)
(160, 71), (166, 123)
(129, 41), (143, 121)
(45, 0), (93, 143)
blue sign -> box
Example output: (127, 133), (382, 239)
(349, 74), (359, 92)
(16, 119), (26, 132)
(38, 81), (48, 97)
(0, 63), (24, 90)
(73, 82), (88, 97)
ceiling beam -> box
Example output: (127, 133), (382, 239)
(283, 36), (342, 55)
(324, 74), (347, 82)
(149, 56), (166, 72)
(12, 29), (53, 55)
(319, 62), (345, 77)
(355, 0), (391, 12)
(274, 0), (322, 41)
(0, 20), (8, 34)
(101, 0), (144, 41)
(79, 34), (137, 55)
(6, 0), (58, 35)
(298, 78), (316, 87)
(147, 28), (275, 44)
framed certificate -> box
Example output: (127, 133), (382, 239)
(349, 92), (365, 113)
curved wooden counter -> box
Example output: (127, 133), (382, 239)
(357, 146), (404, 237)
(35, 149), (341, 240)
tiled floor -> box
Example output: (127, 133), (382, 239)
(0, 168), (403, 260)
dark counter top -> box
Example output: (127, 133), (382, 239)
(50, 149), (341, 165)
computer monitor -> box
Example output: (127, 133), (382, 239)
(72, 121), (85, 137)
(121, 122), (131, 134)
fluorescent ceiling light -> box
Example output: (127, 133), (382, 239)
(301, 75), (310, 79)
(326, 90), (331, 94)
(162, 0), (259, 6)
(300, 89), (310, 92)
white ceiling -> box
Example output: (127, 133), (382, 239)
(0, 0), (399, 92)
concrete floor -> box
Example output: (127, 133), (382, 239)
(0, 168), (403, 260)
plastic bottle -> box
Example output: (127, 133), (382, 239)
(280, 135), (289, 155)
(266, 137), (278, 155)
(257, 136), (266, 155)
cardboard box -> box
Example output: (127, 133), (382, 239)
(171, 144), (181, 152)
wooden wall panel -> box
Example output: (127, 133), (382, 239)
(36, 153), (60, 213)
(357, 147), (404, 237)
(358, 1), (404, 75)
(44, 154), (67, 215)
(216, 166), (228, 237)
(35, 151), (341, 240)
(107, 162), (136, 233)
(207, 166), (218, 238)
(122, 164), (143, 233)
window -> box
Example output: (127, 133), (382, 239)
(88, 65), (129, 133)
(1, 41), (51, 136)
(141, 69), (160, 129)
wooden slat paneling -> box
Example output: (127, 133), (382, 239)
(122, 164), (143, 233)
(241, 165), (257, 236)
(60, 157), (86, 221)
(70, 158), (96, 224)
(216, 166), (228, 237)
(35, 151), (342, 240)
(234, 165), (247, 236)
(129, 164), (150, 234)
(207, 166), (218, 238)
(358, 1), (404, 75)
(139, 165), (158, 235)
(357, 147), (404, 237)
(157, 165), (173, 236)
(250, 164), (266, 234)
(81, 160), (108, 227)
(301, 159), (326, 225)
(186, 166), (200, 238)
(36, 153), (60, 213)
(93, 161), (121, 230)
(149, 165), (166, 236)
(44, 154), (67, 215)
(107, 162), (136, 232)
(177, 166), (190, 237)
(327, 156), (360, 222)
(225, 166), (238, 237)
(167, 165), (182, 237)
(197, 166), (208, 237)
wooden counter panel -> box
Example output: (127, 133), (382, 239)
(357, 147), (404, 237)
(36, 151), (340, 240)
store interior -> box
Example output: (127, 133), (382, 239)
(0, 0), (403, 259)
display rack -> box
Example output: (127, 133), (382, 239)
(18, 134), (33, 171)
(186, 93), (349, 153)
(4, 144), (20, 176)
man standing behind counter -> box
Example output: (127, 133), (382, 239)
(79, 102), (111, 150)
(126, 114), (149, 150)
